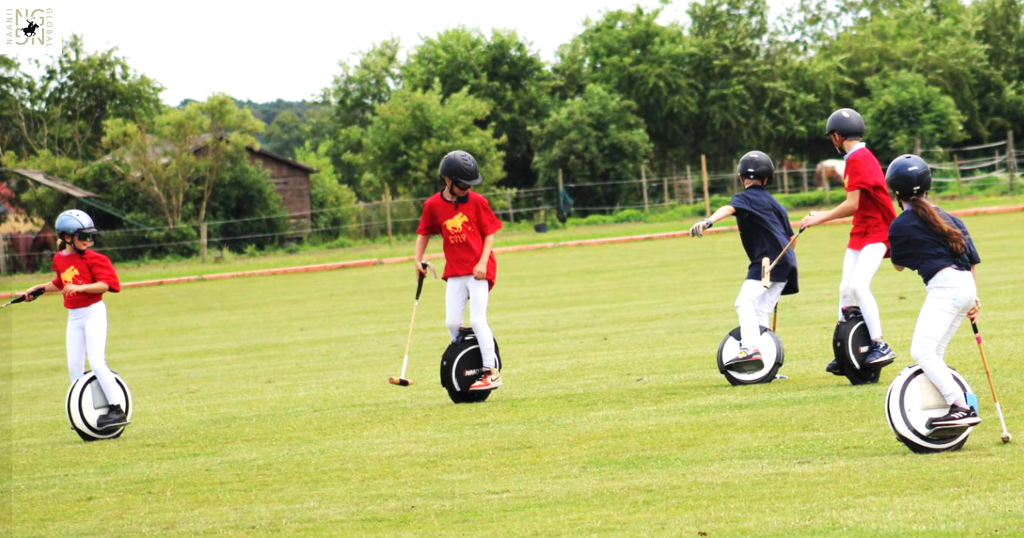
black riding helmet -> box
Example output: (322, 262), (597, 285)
(438, 150), (483, 186)
(737, 150), (774, 186)
(826, 108), (865, 139)
(885, 154), (932, 202)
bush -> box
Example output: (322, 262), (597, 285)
(202, 156), (289, 253)
(612, 209), (645, 223)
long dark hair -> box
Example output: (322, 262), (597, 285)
(903, 195), (966, 256)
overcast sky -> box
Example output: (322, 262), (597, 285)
(43, 0), (794, 106)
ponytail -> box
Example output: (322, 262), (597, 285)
(905, 196), (965, 255)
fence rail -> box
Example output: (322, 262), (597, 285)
(2, 133), (1019, 273)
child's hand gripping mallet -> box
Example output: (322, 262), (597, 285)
(0, 287), (45, 310)
(761, 227), (806, 288)
(971, 321), (1012, 443)
(390, 262), (436, 387)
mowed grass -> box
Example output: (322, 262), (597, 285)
(3, 212), (1024, 537)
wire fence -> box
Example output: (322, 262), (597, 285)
(2, 137), (1020, 274)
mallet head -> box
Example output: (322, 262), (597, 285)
(388, 377), (414, 387)
(1002, 432), (1012, 444)
(760, 257), (771, 288)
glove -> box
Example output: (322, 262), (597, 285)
(689, 219), (713, 238)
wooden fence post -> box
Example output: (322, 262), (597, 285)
(200, 222), (208, 263)
(641, 165), (649, 214)
(672, 164), (680, 202)
(801, 162), (809, 192)
(505, 190), (515, 224)
(953, 155), (963, 198)
(686, 165), (694, 205)
(384, 184), (394, 247)
(557, 168), (565, 222)
(783, 158), (790, 194)
(662, 175), (669, 206)
(1009, 130), (1017, 192)
(0, 233), (6, 276)
(701, 155), (711, 218)
(914, 138), (921, 156)
(359, 203), (367, 238)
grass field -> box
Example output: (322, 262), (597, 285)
(2, 212), (1023, 537)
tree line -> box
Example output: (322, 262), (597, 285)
(1, 0), (1022, 258)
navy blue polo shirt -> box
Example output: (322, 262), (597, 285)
(889, 206), (980, 285)
(730, 186), (799, 295)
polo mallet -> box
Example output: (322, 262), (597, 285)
(761, 227), (806, 288)
(389, 262), (436, 387)
(971, 321), (1012, 443)
(0, 288), (45, 310)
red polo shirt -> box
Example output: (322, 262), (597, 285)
(417, 191), (502, 289)
(50, 250), (121, 309)
(844, 146), (897, 252)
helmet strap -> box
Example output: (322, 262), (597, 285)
(442, 180), (469, 211)
(831, 133), (849, 156)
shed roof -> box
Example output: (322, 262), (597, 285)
(2, 169), (100, 198)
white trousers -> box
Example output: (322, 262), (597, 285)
(735, 280), (786, 349)
(67, 301), (124, 407)
(445, 276), (497, 369)
(838, 243), (887, 340)
(911, 268), (976, 406)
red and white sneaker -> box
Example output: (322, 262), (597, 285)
(469, 369), (502, 391)
(724, 348), (763, 373)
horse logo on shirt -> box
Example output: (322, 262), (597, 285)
(444, 213), (471, 234)
(61, 266), (81, 286)
(843, 174), (850, 189)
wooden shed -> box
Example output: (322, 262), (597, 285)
(244, 147), (315, 236)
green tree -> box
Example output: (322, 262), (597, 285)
(973, 0), (1024, 84)
(0, 56), (24, 160)
(103, 94), (264, 228)
(264, 110), (307, 158)
(857, 71), (966, 162)
(102, 107), (206, 227)
(532, 85), (653, 210)
(5, 34), (163, 160)
(192, 94), (265, 225)
(345, 85), (504, 199)
(318, 39), (403, 188)
(814, 0), (1015, 142)
(685, 0), (774, 164)
(403, 27), (552, 188)
(554, 5), (695, 166)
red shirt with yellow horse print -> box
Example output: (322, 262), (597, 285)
(50, 250), (121, 309)
(417, 191), (503, 289)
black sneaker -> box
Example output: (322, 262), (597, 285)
(927, 405), (981, 429)
(864, 341), (896, 367)
(96, 405), (129, 430)
(825, 359), (845, 376)
(725, 348), (764, 373)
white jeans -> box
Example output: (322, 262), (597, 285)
(735, 280), (786, 349)
(911, 268), (976, 406)
(445, 276), (497, 369)
(67, 301), (124, 407)
(838, 243), (886, 340)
